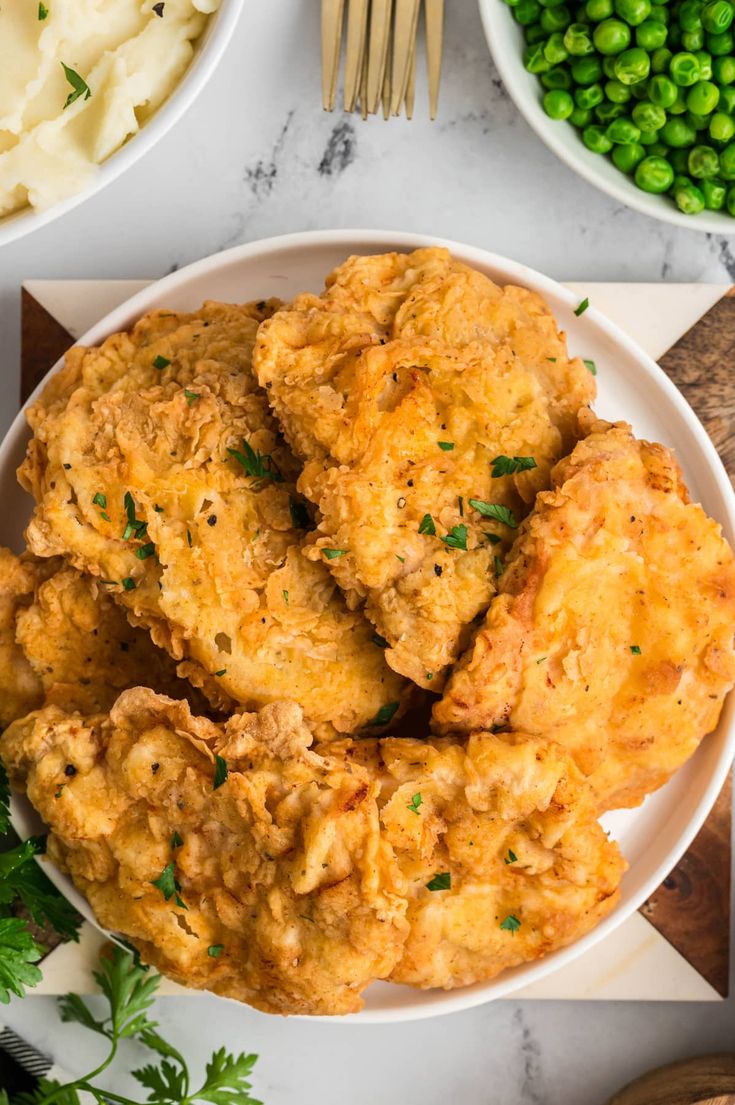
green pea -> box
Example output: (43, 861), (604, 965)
(719, 86), (735, 112)
(710, 113), (735, 144)
(614, 45), (652, 81)
(701, 176), (727, 206)
(673, 177), (707, 210)
(575, 81), (605, 105)
(631, 99), (667, 130)
(686, 109), (712, 129)
(718, 142), (735, 177)
(669, 51), (701, 84)
(614, 0), (651, 23)
(593, 16), (632, 51)
(515, 0), (543, 22)
(705, 28), (734, 50)
(669, 147), (691, 170)
(586, 0), (614, 17)
(701, 0), (734, 32)
(564, 21), (596, 51)
(504, 0), (521, 8)
(681, 28), (705, 47)
(539, 0), (567, 9)
(570, 105), (595, 125)
(694, 50), (713, 77)
(726, 183), (735, 213)
(524, 42), (552, 71)
(612, 141), (647, 169)
(649, 140), (671, 154)
(651, 46), (674, 70)
(686, 79), (720, 113)
(635, 153), (675, 189)
(668, 87), (689, 112)
(607, 116), (643, 142)
(638, 125), (662, 141)
(542, 65), (574, 88)
(583, 123), (615, 149)
(636, 18), (669, 46)
(606, 77), (633, 100)
(544, 31), (571, 62)
(541, 3), (573, 29)
(650, 4), (670, 20)
(602, 55), (619, 77)
(525, 21), (548, 41)
(678, 0), (703, 32)
(543, 88), (576, 117)
(661, 115), (697, 144)
(648, 73), (678, 105)
(571, 55), (604, 81)
(688, 143), (721, 175)
(595, 100), (627, 120)
(712, 55), (735, 82)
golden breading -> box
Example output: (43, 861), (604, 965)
(0, 689), (409, 1016)
(1, 688), (623, 1011)
(19, 301), (407, 739)
(335, 733), (624, 991)
(254, 248), (595, 688)
(0, 547), (206, 720)
(434, 418), (735, 811)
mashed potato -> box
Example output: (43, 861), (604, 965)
(0, 0), (219, 217)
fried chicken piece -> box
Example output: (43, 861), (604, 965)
(435, 418), (735, 811)
(0, 689), (409, 1016)
(254, 248), (595, 689)
(19, 301), (407, 739)
(0, 547), (206, 721)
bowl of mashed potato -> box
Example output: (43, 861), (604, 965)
(0, 0), (243, 247)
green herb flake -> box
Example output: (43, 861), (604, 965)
(396, 554), (405, 563)
(214, 669), (227, 677)
(61, 62), (91, 109)
(485, 532), (502, 545)
(100, 512), (111, 522)
(494, 555), (504, 578)
(418, 513), (436, 536)
(323, 548), (347, 560)
(406, 792), (423, 816)
(92, 492), (107, 509)
(491, 455), (537, 477)
(187, 529), (192, 548)
(468, 500), (517, 528)
(151, 862), (186, 910)
(574, 297), (590, 317)
(153, 354), (171, 369)
(630, 644), (642, 654)
(207, 944), (224, 958)
(440, 523), (468, 551)
(371, 701), (399, 727)
(584, 359), (597, 376)
(437, 441), (455, 451)
(504, 849), (518, 865)
(536, 656), (547, 665)
(38, 3), (49, 18)
(213, 754), (229, 790)
(426, 872), (451, 892)
(154, 504), (164, 513)
(121, 577), (136, 591)
(135, 542), (156, 561)
(282, 589), (289, 605)
(184, 389), (201, 406)
(171, 831), (184, 850)
(458, 495), (464, 517)
(500, 913), (521, 933)
(227, 439), (282, 486)
(372, 632), (389, 649)
(426, 672), (434, 681)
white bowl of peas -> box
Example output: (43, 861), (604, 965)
(479, 0), (735, 229)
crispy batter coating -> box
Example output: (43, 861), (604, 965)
(0, 547), (205, 721)
(19, 301), (407, 739)
(254, 248), (595, 688)
(435, 418), (735, 810)
(1, 689), (623, 1011)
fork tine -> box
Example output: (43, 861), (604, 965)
(425, 0), (445, 120)
(343, 0), (369, 112)
(404, 32), (417, 119)
(366, 0), (393, 115)
(321, 0), (346, 111)
(390, 0), (420, 116)
(359, 25), (370, 119)
(383, 26), (393, 119)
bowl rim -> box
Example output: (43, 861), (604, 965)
(477, 0), (735, 235)
(0, 0), (244, 251)
(6, 228), (735, 1022)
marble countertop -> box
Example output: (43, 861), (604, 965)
(0, 1), (733, 1102)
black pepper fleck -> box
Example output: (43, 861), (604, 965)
(64, 764), (77, 777)
(207, 515), (217, 526)
(151, 762), (160, 774)
(434, 564), (443, 576)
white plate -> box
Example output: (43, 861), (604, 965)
(478, 0), (735, 234)
(0, 0), (244, 250)
(4, 230), (735, 1022)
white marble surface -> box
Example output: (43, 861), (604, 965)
(0, 1), (734, 1102)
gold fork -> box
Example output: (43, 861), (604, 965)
(321, 0), (445, 120)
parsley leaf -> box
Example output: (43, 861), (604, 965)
(418, 513), (436, 536)
(227, 440), (282, 486)
(0, 918), (43, 1003)
(500, 914), (521, 933)
(504, 849), (518, 865)
(468, 500), (518, 528)
(151, 863), (186, 910)
(0, 838), (80, 942)
(630, 644), (642, 654)
(584, 359), (597, 376)
(282, 589), (289, 605)
(171, 831), (184, 849)
(440, 523), (468, 550)
(406, 792), (423, 815)
(195, 1047), (260, 1105)
(208, 944), (224, 958)
(0, 763), (9, 835)
(485, 532), (502, 545)
(213, 755), (229, 790)
(38, 2), (49, 18)
(574, 297), (590, 316)
(135, 542), (156, 560)
(61, 62), (91, 109)
(153, 354), (171, 369)
(92, 491), (107, 509)
(437, 441), (454, 451)
(371, 701), (399, 726)
(323, 548), (347, 559)
(122, 577), (136, 591)
(491, 455), (537, 477)
(426, 872), (451, 891)
(184, 389), (201, 406)
(214, 668), (227, 677)
(493, 555), (504, 578)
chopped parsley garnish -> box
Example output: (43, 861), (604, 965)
(372, 633), (389, 649)
(289, 495), (311, 530)
(186, 528), (192, 548)
(584, 359), (597, 376)
(227, 439), (282, 486)
(426, 872), (451, 891)
(485, 532), (502, 545)
(213, 754), (229, 790)
(151, 862), (186, 910)
(153, 354), (171, 369)
(396, 554), (405, 563)
(38, 2), (49, 18)
(500, 914), (521, 933)
(184, 389), (200, 405)
(135, 542), (156, 560)
(152, 1), (165, 13)
(208, 944), (224, 958)
(100, 512), (111, 522)
(171, 831), (184, 850)
(504, 849), (518, 865)
(54, 784), (65, 799)
(630, 644), (641, 654)
(61, 62), (91, 108)
(154, 504), (164, 513)
(92, 492), (107, 508)
(122, 492), (147, 541)
(406, 792), (423, 816)
(437, 441), (455, 451)
(282, 589), (289, 605)
(440, 523), (468, 551)
(121, 577), (136, 591)
(371, 701), (399, 726)
(491, 455), (537, 477)
(418, 513), (436, 536)
(493, 555), (504, 578)
(536, 656), (547, 664)
(468, 500), (518, 528)
(458, 496), (464, 516)
(575, 297), (590, 317)
(323, 548), (347, 559)
(214, 669), (227, 677)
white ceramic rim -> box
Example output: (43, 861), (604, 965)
(0, 0), (244, 250)
(477, 0), (735, 234)
(5, 228), (735, 1022)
